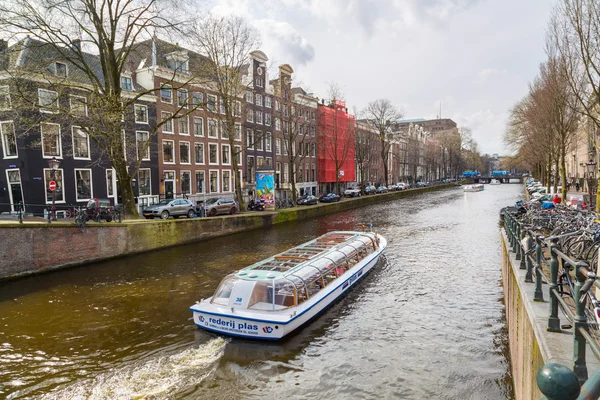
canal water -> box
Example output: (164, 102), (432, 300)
(0, 185), (519, 399)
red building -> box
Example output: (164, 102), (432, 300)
(317, 100), (355, 193)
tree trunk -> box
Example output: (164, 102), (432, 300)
(291, 166), (298, 205)
(546, 156), (552, 193)
(560, 140), (567, 203)
(114, 161), (137, 219)
(553, 157), (559, 194)
(381, 146), (389, 187)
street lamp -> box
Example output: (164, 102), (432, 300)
(47, 156), (60, 221)
(586, 159), (597, 211)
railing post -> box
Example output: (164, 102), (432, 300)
(534, 235), (544, 302)
(510, 215), (517, 252)
(517, 222), (524, 266)
(525, 231), (534, 283)
(573, 261), (589, 384)
(548, 241), (561, 332)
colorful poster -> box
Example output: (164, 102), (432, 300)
(255, 171), (275, 207)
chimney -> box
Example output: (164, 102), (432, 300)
(0, 39), (7, 53)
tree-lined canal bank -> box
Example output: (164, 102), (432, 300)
(0, 185), (517, 399)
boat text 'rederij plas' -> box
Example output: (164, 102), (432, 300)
(190, 231), (387, 340)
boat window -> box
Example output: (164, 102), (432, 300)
(211, 275), (237, 305)
(248, 281), (274, 309)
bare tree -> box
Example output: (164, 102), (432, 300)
(190, 16), (261, 210)
(354, 120), (378, 191)
(362, 99), (404, 187)
(0, 0), (193, 218)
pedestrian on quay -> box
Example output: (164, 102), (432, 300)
(576, 182), (580, 192)
(553, 195), (561, 205)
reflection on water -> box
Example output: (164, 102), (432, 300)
(0, 186), (518, 399)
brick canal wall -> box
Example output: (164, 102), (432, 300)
(0, 184), (453, 281)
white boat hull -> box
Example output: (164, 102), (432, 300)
(191, 236), (387, 340)
(463, 184), (484, 192)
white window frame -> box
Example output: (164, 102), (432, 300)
(69, 95), (87, 117)
(194, 116), (204, 137)
(246, 90), (253, 103)
(181, 170), (192, 195)
(235, 123), (242, 141)
(6, 169), (24, 212)
(222, 144), (231, 166)
(265, 113), (271, 126)
(222, 169), (232, 192)
(192, 92), (204, 107)
(194, 142), (205, 165)
(0, 85), (11, 111)
(178, 115), (189, 135)
(177, 88), (188, 108)
(275, 138), (281, 155)
(195, 170), (206, 194)
(72, 126), (91, 160)
(207, 94), (217, 112)
(106, 168), (115, 198)
(1, 120), (18, 159)
(138, 168), (152, 197)
(255, 94), (262, 106)
(38, 88), (59, 113)
(163, 139), (175, 164)
(74, 168), (93, 202)
(234, 101), (242, 117)
(247, 129), (254, 150)
(265, 97), (272, 108)
(209, 169), (220, 193)
(257, 156), (263, 168)
(255, 111), (263, 125)
(234, 145), (242, 166)
(162, 111), (174, 134)
(256, 131), (263, 151)
(43, 168), (65, 204)
(246, 108), (254, 123)
(265, 132), (272, 152)
(275, 118), (281, 131)
(208, 143), (219, 165)
(121, 75), (133, 91)
(53, 61), (68, 78)
(208, 119), (218, 138)
(161, 84), (173, 104)
(41, 122), (62, 158)
(136, 130), (150, 161)
(134, 104), (149, 124)
(179, 140), (191, 165)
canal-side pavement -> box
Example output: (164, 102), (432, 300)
(0, 183), (455, 281)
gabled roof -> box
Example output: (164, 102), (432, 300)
(125, 38), (212, 74)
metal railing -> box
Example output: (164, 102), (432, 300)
(504, 211), (600, 399)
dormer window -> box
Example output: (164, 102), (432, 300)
(175, 60), (188, 73)
(166, 51), (189, 74)
(121, 76), (133, 91)
(51, 62), (67, 78)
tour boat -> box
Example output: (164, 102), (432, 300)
(190, 231), (387, 340)
(463, 184), (484, 192)
(489, 179), (501, 185)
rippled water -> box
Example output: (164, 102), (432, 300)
(0, 185), (519, 399)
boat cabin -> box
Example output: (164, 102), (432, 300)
(210, 232), (378, 311)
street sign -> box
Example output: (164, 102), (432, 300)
(49, 181), (56, 191)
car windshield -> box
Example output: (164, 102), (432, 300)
(206, 198), (219, 205)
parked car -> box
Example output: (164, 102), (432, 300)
(364, 185), (377, 195)
(344, 187), (362, 197)
(85, 198), (114, 222)
(376, 186), (388, 194)
(566, 193), (590, 209)
(297, 195), (319, 205)
(204, 198), (239, 216)
(396, 182), (408, 191)
(143, 198), (196, 219)
(319, 193), (341, 203)
(387, 185), (397, 191)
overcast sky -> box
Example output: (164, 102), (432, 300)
(209, 0), (553, 155)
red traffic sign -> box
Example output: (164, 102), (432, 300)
(49, 181), (56, 191)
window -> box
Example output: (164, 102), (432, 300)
(121, 129), (127, 161)
(178, 116), (189, 135)
(70, 95), (87, 116)
(221, 121), (229, 140)
(207, 95), (217, 112)
(210, 170), (219, 193)
(298, 142), (303, 157)
(209, 143), (218, 164)
(38, 89), (59, 113)
(265, 132), (272, 152)
(134, 104), (148, 123)
(283, 140), (289, 156)
(311, 111), (316, 120)
(246, 90), (253, 103)
(275, 118), (281, 131)
(265, 113), (271, 126)
(311, 142), (316, 157)
(0, 86), (10, 111)
(234, 101), (241, 117)
(220, 101), (226, 115)
(162, 112), (173, 133)
(265, 157), (272, 167)
(192, 92), (203, 107)
(136, 131), (150, 161)
(257, 156), (263, 167)
(234, 145), (242, 165)
(255, 111), (263, 125)
(311, 126), (316, 136)
(222, 144), (231, 165)
(106, 169), (114, 197)
(163, 140), (174, 163)
(283, 163), (289, 183)
(311, 164), (316, 182)
(247, 156), (255, 183)
(275, 100), (280, 111)
(283, 105), (288, 117)
(246, 109), (254, 123)
(177, 89), (188, 108)
(1, 121), (17, 158)
(208, 119), (217, 138)
(195, 143), (204, 164)
(160, 85), (172, 103)
(265, 97), (272, 108)
(175, 59), (188, 73)
(41, 123), (61, 157)
(255, 94), (262, 106)
(256, 131), (263, 151)
(44, 168), (64, 203)
(194, 117), (204, 137)
(195, 171), (205, 193)
(75, 169), (93, 201)
(283, 121), (289, 134)
(138, 169), (151, 196)
(275, 138), (281, 155)
(50, 61), (67, 78)
(120, 76), (132, 90)
(222, 170), (231, 192)
(180, 141), (190, 164)
(72, 127), (90, 159)
(234, 123), (242, 141)
(247, 129), (254, 150)
(181, 171), (191, 194)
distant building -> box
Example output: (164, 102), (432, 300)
(393, 118), (457, 134)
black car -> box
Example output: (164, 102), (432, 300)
(319, 193), (341, 203)
(376, 186), (388, 194)
(364, 185), (377, 195)
(297, 195), (319, 205)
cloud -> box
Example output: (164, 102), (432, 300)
(453, 109), (508, 154)
(473, 68), (507, 85)
(253, 19), (315, 66)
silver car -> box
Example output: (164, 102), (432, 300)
(204, 198), (239, 216)
(143, 199), (196, 219)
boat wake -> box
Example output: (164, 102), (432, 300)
(39, 337), (227, 400)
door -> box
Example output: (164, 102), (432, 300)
(165, 181), (174, 199)
(6, 169), (24, 212)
